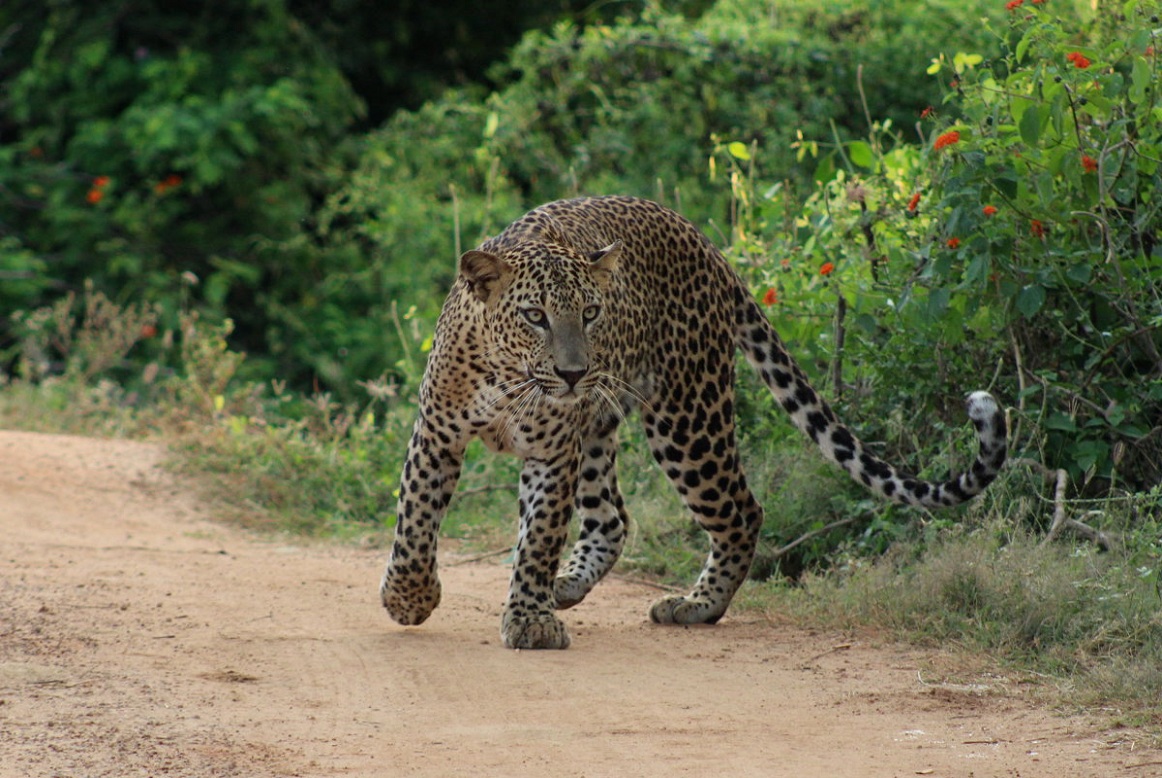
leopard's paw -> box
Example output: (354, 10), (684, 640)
(553, 574), (591, 610)
(501, 610), (571, 649)
(380, 567), (442, 626)
(648, 594), (726, 625)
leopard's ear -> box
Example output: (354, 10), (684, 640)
(460, 250), (512, 303)
(587, 241), (622, 287)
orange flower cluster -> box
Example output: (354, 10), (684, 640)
(933, 130), (960, 151)
(1031, 220), (1046, 238)
(155, 173), (183, 195)
(1005, 0), (1022, 10)
(1066, 51), (1091, 69)
(982, 205), (998, 216)
(761, 288), (779, 305)
(86, 175), (110, 204)
(1081, 154), (1098, 173)
(946, 237), (961, 249)
(819, 262), (835, 276)
(907, 192), (921, 212)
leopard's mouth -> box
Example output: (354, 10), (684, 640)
(526, 369), (588, 405)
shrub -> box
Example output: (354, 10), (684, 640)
(726, 0), (1161, 493)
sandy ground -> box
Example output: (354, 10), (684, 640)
(1, 429), (1157, 777)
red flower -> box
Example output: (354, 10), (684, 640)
(982, 205), (998, 216)
(86, 188), (103, 204)
(761, 288), (779, 305)
(1081, 154), (1098, 173)
(907, 192), (922, 212)
(154, 174), (183, 195)
(1066, 51), (1091, 69)
(93, 175), (110, 189)
(1005, 0), (1023, 10)
(933, 130), (961, 151)
(140, 324), (158, 339)
(820, 262), (835, 276)
(920, 106), (934, 120)
(1030, 220), (1046, 238)
(946, 237), (961, 249)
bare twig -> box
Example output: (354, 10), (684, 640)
(448, 546), (512, 566)
(831, 293), (847, 401)
(1008, 327), (1027, 446)
(1042, 465), (1070, 545)
(773, 517), (858, 559)
(610, 573), (684, 593)
(1008, 458), (1117, 551)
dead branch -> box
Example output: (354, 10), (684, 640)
(1008, 458), (1117, 551)
(447, 546), (512, 566)
(772, 516), (858, 559)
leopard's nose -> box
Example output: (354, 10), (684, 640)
(554, 366), (588, 389)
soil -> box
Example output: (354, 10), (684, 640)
(1, 429), (1157, 777)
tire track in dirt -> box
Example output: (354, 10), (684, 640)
(0, 430), (1147, 776)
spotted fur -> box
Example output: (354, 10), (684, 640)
(379, 196), (1007, 649)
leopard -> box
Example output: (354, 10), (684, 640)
(379, 195), (1007, 650)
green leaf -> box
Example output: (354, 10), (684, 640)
(1016, 284), (1046, 317)
(1130, 56), (1150, 104)
(1045, 413), (1078, 432)
(964, 255), (989, 285)
(1019, 104), (1044, 146)
(728, 141), (751, 161)
(848, 140), (874, 168)
(1015, 29), (1034, 64)
(926, 288), (950, 320)
(1066, 263), (1092, 284)
(953, 52), (983, 74)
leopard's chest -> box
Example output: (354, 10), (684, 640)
(472, 388), (592, 460)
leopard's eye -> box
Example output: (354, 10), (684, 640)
(582, 305), (601, 324)
(521, 308), (549, 328)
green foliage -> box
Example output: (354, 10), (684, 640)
(0, 0), (363, 381)
(306, 0), (1007, 398)
(718, 0), (1161, 493)
(923, 0), (1162, 488)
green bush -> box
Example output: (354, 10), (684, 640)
(923, 0), (1162, 489)
(0, 0), (362, 381)
(310, 0), (1008, 399)
(722, 0), (1160, 494)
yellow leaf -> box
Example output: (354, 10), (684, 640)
(728, 141), (751, 161)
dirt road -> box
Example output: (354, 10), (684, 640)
(0, 430), (1153, 777)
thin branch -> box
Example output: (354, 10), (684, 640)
(609, 573), (684, 593)
(831, 293), (847, 401)
(772, 517), (858, 559)
(1008, 458), (1117, 551)
(448, 546), (512, 566)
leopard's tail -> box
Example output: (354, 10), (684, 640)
(735, 293), (1007, 509)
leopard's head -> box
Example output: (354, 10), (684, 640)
(459, 239), (621, 403)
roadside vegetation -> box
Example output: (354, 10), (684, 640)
(2, 0), (1159, 734)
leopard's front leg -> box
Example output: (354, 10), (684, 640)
(380, 419), (463, 626)
(501, 450), (579, 649)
